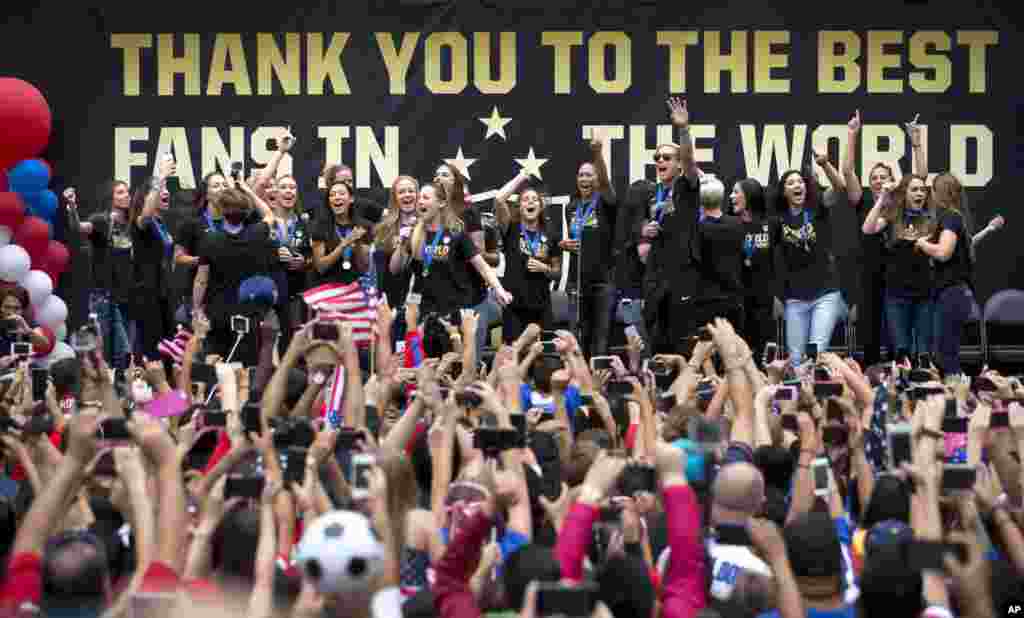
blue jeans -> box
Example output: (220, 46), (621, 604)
(932, 284), (973, 376)
(471, 290), (503, 359)
(784, 290), (848, 365)
(90, 292), (132, 370)
(885, 294), (933, 358)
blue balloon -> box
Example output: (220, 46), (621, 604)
(7, 159), (49, 192)
(23, 189), (57, 222)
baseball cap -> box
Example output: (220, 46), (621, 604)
(238, 276), (279, 307)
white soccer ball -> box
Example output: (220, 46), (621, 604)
(295, 510), (384, 595)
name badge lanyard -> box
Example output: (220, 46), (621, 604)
(570, 196), (597, 241)
(153, 217), (173, 259)
(204, 210), (223, 233)
(795, 208), (812, 251)
(654, 184), (670, 225)
(743, 235), (755, 267)
(336, 225), (354, 269)
(421, 228), (445, 277)
(521, 224), (541, 258)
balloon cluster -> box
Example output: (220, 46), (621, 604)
(0, 78), (73, 362)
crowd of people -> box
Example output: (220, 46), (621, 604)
(0, 97), (1019, 618)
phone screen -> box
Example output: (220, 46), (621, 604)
(98, 418), (131, 441)
(313, 323), (339, 341)
(888, 426), (912, 468)
(812, 459), (830, 495)
(31, 367), (48, 402)
(242, 403), (262, 434)
(225, 475), (265, 499)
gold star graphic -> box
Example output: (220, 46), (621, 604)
(515, 147), (549, 180)
(443, 147), (478, 181)
(478, 106), (512, 141)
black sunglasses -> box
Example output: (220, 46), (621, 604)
(653, 153), (676, 162)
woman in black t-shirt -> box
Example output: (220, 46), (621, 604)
(393, 183), (511, 320)
(174, 171), (229, 322)
(730, 178), (777, 361)
(861, 174), (935, 359)
(914, 173), (976, 376)
(129, 158), (177, 360)
(376, 176), (419, 329)
(773, 170), (847, 365)
(312, 180), (372, 287)
(434, 162), (501, 355)
(549, 132), (617, 357)
(494, 174), (558, 342)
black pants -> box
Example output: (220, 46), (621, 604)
(275, 296), (305, 356)
(742, 296), (775, 364)
(502, 304), (551, 344)
(573, 283), (615, 357)
(133, 293), (171, 362)
(646, 294), (744, 355)
(859, 264), (885, 366)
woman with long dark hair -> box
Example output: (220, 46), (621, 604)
(174, 171), (229, 322)
(861, 174), (935, 359)
(548, 132), (616, 357)
(129, 157), (177, 359)
(915, 173), (976, 376)
(773, 169), (847, 365)
(85, 179), (137, 373)
(392, 182), (511, 320)
(845, 110), (928, 364)
(730, 178), (777, 360)
(312, 180), (373, 287)
(494, 173), (558, 342)
(434, 162), (501, 354)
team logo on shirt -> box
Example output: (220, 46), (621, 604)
(518, 235), (549, 258)
(423, 244), (451, 260)
(746, 230), (770, 250)
(782, 219), (816, 251)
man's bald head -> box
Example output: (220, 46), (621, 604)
(712, 463), (765, 516)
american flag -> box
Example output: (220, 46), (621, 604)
(301, 281), (378, 346)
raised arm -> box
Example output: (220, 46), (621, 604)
(236, 176), (275, 225)
(905, 114), (927, 178)
(494, 171), (529, 231)
(972, 215), (1004, 246)
(137, 157), (175, 230)
(812, 148), (845, 193)
(253, 128), (294, 196)
(667, 97), (699, 183)
(589, 128), (613, 197)
(861, 185), (893, 235)
(843, 110), (864, 206)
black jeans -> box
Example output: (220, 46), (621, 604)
(647, 294), (743, 355)
(859, 264), (885, 366)
(573, 283), (616, 357)
(932, 284), (974, 376)
(502, 304), (551, 344)
(742, 296), (775, 364)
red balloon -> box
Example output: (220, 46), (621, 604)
(41, 240), (69, 276)
(0, 79), (51, 172)
(0, 192), (26, 229)
(13, 216), (50, 263)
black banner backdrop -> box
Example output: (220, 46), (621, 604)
(1, 1), (1020, 328)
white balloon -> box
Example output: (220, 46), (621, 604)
(35, 295), (68, 327)
(22, 269), (53, 306)
(0, 244), (30, 283)
(55, 321), (67, 342)
(0, 225), (11, 247)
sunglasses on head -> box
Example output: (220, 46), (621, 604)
(653, 153), (676, 162)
